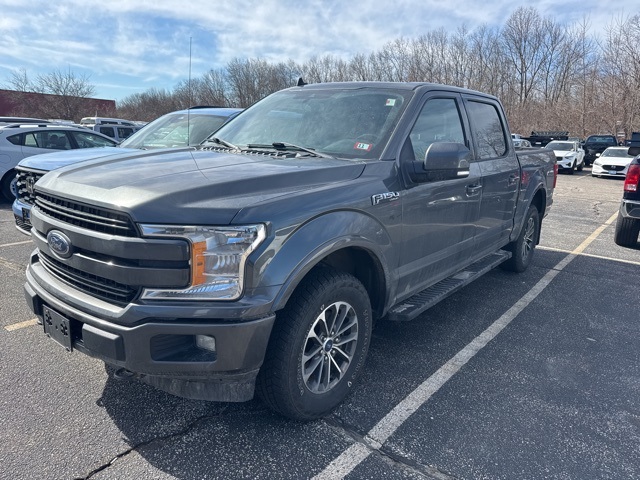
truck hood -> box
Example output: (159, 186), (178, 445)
(18, 147), (136, 171)
(36, 148), (366, 225)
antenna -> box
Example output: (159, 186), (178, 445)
(187, 37), (192, 145)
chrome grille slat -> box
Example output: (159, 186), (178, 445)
(40, 253), (138, 305)
(35, 193), (137, 236)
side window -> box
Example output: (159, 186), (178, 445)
(409, 98), (465, 161)
(71, 131), (116, 148)
(466, 100), (507, 159)
(99, 126), (115, 138)
(7, 134), (22, 146)
(117, 127), (134, 139)
(24, 133), (40, 147)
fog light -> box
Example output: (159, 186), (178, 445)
(195, 335), (216, 352)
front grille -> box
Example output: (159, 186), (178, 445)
(602, 164), (626, 172)
(556, 156), (563, 162)
(35, 193), (137, 236)
(16, 168), (45, 205)
(39, 252), (139, 305)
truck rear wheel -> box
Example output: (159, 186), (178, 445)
(257, 267), (372, 421)
(501, 205), (539, 273)
(614, 212), (640, 247)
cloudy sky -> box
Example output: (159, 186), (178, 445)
(0, 0), (637, 102)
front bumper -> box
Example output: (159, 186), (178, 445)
(25, 253), (277, 402)
(556, 158), (575, 170)
(12, 198), (32, 235)
(591, 163), (628, 177)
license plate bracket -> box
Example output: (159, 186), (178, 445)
(43, 306), (73, 351)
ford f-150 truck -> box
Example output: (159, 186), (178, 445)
(24, 82), (556, 420)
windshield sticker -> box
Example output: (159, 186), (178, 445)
(385, 99), (396, 107)
(354, 142), (372, 151)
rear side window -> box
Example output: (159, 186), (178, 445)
(466, 100), (507, 159)
(7, 134), (22, 145)
(117, 127), (134, 139)
(71, 131), (117, 148)
(99, 126), (116, 138)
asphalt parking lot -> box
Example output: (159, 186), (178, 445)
(1, 167), (639, 480)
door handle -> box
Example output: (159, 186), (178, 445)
(508, 174), (519, 186)
(466, 183), (482, 196)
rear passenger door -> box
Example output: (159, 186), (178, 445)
(463, 96), (520, 254)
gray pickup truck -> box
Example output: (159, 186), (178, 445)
(24, 82), (556, 420)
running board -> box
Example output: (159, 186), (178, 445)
(387, 250), (512, 321)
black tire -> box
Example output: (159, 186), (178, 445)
(567, 161), (575, 175)
(613, 212), (640, 247)
(501, 205), (540, 273)
(256, 267), (372, 421)
(0, 170), (16, 201)
(577, 161), (584, 172)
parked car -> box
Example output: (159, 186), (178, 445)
(512, 134), (532, 148)
(526, 131), (569, 147)
(78, 117), (143, 142)
(614, 134), (640, 247)
(591, 146), (635, 178)
(23, 81), (556, 420)
(583, 134), (618, 166)
(12, 107), (242, 233)
(0, 124), (117, 200)
(545, 140), (585, 174)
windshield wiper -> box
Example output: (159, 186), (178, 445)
(203, 137), (240, 151)
(246, 142), (333, 159)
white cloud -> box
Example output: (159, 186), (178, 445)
(0, 0), (638, 100)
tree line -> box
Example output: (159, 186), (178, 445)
(5, 7), (640, 139)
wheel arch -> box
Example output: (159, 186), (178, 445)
(264, 212), (393, 320)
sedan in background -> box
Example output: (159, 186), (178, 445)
(592, 146), (635, 178)
(0, 124), (117, 200)
(546, 140), (585, 174)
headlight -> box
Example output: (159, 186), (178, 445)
(593, 159), (602, 166)
(564, 154), (576, 160)
(139, 224), (266, 300)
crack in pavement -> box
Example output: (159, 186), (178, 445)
(76, 406), (230, 480)
(324, 415), (457, 479)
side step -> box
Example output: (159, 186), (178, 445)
(387, 250), (512, 321)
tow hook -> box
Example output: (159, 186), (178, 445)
(113, 368), (135, 381)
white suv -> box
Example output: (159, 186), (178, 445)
(0, 123), (117, 200)
(79, 117), (143, 142)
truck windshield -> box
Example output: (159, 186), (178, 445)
(211, 87), (411, 160)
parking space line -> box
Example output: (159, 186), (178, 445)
(4, 319), (38, 331)
(313, 213), (617, 479)
(539, 246), (640, 267)
(0, 240), (32, 248)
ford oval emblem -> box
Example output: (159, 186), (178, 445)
(47, 230), (73, 259)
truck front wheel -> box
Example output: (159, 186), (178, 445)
(501, 205), (540, 273)
(257, 267), (372, 421)
(614, 212), (640, 247)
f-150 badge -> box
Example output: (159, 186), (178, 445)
(371, 192), (400, 205)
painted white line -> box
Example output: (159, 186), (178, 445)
(4, 319), (38, 332)
(313, 213), (616, 479)
(0, 240), (32, 248)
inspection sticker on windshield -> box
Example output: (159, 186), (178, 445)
(354, 142), (373, 151)
(385, 99), (396, 106)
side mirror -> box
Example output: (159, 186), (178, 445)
(629, 146), (640, 156)
(596, 153), (601, 158)
(418, 142), (471, 181)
